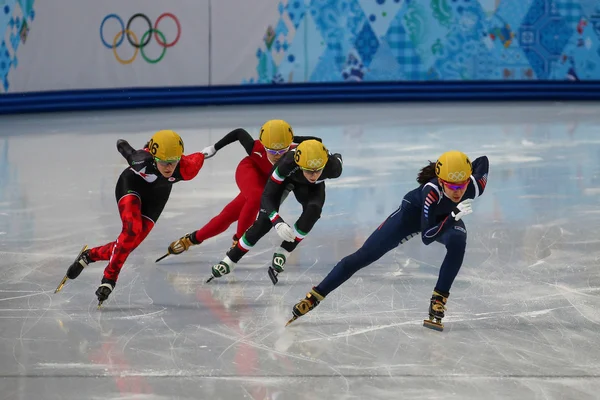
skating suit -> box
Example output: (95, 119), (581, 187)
(316, 156), (489, 297)
(191, 128), (319, 243)
(88, 140), (205, 283)
(228, 149), (344, 261)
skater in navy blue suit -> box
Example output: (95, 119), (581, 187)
(286, 150), (489, 331)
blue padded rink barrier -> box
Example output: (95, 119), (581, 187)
(0, 101), (598, 399)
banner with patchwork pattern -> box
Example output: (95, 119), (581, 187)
(234, 0), (600, 84)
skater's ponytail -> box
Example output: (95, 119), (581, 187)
(416, 161), (437, 184)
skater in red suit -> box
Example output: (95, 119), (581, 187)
(159, 120), (320, 260)
(207, 139), (344, 285)
(55, 130), (205, 306)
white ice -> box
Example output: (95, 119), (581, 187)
(0, 102), (599, 399)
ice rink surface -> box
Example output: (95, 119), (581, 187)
(0, 102), (599, 399)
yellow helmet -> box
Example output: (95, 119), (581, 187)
(294, 139), (328, 171)
(259, 119), (294, 150)
(435, 150), (472, 182)
(148, 130), (184, 161)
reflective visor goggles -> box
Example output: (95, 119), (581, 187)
(265, 146), (289, 156)
(441, 179), (469, 191)
(155, 157), (180, 167)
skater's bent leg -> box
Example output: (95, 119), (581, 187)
(316, 207), (418, 296)
(194, 194), (244, 243)
(102, 195), (149, 283)
(235, 164), (266, 239)
(236, 190), (263, 240)
(226, 213), (273, 263)
(281, 184), (324, 252)
(137, 216), (154, 244)
(88, 237), (119, 263)
(88, 242), (114, 262)
(88, 195), (143, 262)
(281, 200), (322, 252)
(434, 221), (467, 294)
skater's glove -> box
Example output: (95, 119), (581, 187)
(201, 145), (217, 159)
(117, 139), (135, 159)
(168, 236), (194, 255)
(451, 199), (473, 221)
(275, 222), (296, 242)
(128, 149), (153, 172)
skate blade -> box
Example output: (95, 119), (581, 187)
(205, 275), (215, 283)
(155, 252), (170, 263)
(285, 315), (299, 327)
(55, 244), (89, 293)
(54, 275), (68, 293)
(423, 319), (444, 332)
(268, 267), (279, 285)
(97, 302), (104, 309)
(75, 244), (89, 261)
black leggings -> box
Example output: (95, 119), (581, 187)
(316, 204), (467, 297)
(227, 182), (325, 262)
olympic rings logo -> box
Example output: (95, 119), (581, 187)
(99, 13), (181, 65)
(269, 142), (287, 149)
(447, 171), (467, 181)
(306, 158), (324, 169)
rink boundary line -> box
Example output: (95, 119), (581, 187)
(5, 373), (600, 380)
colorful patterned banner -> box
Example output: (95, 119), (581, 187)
(243, 0), (600, 83)
(0, 0), (35, 91)
(2, 0), (600, 95)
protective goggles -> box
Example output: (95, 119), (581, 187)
(155, 157), (180, 167)
(265, 146), (289, 156)
(440, 179), (469, 191)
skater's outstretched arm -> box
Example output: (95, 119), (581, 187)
(219, 128), (255, 154)
(200, 128), (254, 159)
